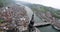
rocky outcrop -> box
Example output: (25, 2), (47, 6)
(0, 5), (30, 32)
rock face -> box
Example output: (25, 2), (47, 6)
(0, 5), (30, 32)
(0, 4), (40, 32)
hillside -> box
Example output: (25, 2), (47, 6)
(30, 4), (60, 19)
(16, 1), (60, 19)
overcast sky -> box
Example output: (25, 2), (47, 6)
(16, 0), (60, 9)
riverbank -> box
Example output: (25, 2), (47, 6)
(33, 10), (60, 32)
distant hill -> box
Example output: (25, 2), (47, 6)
(15, 1), (33, 7)
(16, 1), (60, 18)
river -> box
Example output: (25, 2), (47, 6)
(38, 25), (60, 32)
(25, 6), (60, 32)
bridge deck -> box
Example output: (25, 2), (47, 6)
(34, 22), (51, 27)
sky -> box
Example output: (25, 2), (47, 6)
(16, 0), (60, 9)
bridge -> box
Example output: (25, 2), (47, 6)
(34, 22), (51, 27)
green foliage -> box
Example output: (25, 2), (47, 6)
(27, 4), (60, 19)
(51, 10), (60, 18)
(0, 0), (14, 7)
(30, 4), (49, 13)
(0, 19), (4, 23)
